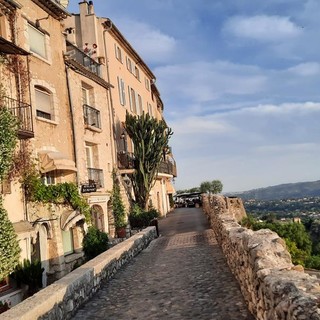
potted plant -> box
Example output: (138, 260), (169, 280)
(112, 172), (127, 238)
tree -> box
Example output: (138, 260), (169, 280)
(125, 112), (173, 209)
(200, 180), (223, 194)
(0, 106), (21, 280)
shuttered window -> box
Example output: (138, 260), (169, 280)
(28, 24), (47, 58)
(35, 86), (52, 120)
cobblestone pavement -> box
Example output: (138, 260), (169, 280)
(72, 208), (254, 320)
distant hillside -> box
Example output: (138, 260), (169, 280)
(228, 180), (320, 201)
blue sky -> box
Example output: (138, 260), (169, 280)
(67, 0), (320, 192)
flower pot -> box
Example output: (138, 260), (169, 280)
(116, 227), (126, 238)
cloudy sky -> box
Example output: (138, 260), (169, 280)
(67, 0), (320, 193)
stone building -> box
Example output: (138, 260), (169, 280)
(0, 0), (176, 308)
(0, 0), (84, 305)
(64, 0), (177, 216)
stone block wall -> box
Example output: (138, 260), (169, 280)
(2, 227), (157, 320)
(203, 195), (320, 320)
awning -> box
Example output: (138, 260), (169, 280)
(39, 151), (77, 173)
(166, 180), (175, 194)
(60, 210), (86, 231)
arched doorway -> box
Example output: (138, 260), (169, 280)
(91, 205), (105, 232)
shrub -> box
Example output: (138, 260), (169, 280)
(11, 259), (44, 296)
(82, 226), (109, 260)
(129, 205), (160, 229)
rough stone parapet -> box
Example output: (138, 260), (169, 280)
(1, 227), (157, 320)
(203, 195), (320, 320)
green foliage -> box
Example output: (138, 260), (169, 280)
(305, 255), (320, 270)
(111, 171), (126, 229)
(12, 259), (44, 295)
(125, 111), (173, 209)
(23, 174), (90, 222)
(0, 198), (21, 280)
(200, 180), (223, 194)
(82, 226), (109, 260)
(241, 215), (312, 266)
(0, 103), (21, 280)
(0, 106), (19, 181)
(129, 204), (160, 229)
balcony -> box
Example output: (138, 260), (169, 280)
(83, 104), (101, 129)
(66, 42), (101, 77)
(117, 152), (135, 170)
(159, 160), (177, 177)
(3, 96), (34, 139)
(88, 168), (104, 188)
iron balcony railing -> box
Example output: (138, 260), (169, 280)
(83, 104), (101, 129)
(88, 168), (104, 188)
(159, 160), (177, 177)
(66, 42), (101, 77)
(117, 152), (135, 170)
(3, 96), (34, 139)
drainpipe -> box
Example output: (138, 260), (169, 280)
(102, 20), (117, 169)
(65, 64), (80, 185)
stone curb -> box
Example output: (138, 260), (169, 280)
(1, 227), (157, 320)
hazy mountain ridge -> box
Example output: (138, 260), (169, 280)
(227, 180), (320, 200)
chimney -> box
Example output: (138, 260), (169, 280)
(88, 1), (94, 14)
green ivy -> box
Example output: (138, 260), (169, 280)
(0, 197), (21, 281)
(0, 106), (19, 181)
(24, 174), (91, 223)
(111, 171), (126, 229)
(0, 102), (21, 280)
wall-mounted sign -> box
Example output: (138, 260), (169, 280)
(81, 184), (97, 193)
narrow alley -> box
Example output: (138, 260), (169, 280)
(72, 208), (254, 320)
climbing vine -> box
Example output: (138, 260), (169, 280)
(23, 173), (91, 223)
(0, 87), (21, 280)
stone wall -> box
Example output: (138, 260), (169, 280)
(2, 227), (157, 320)
(203, 195), (320, 320)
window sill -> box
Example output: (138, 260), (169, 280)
(64, 251), (84, 263)
(36, 116), (58, 125)
(85, 124), (102, 133)
(30, 52), (52, 65)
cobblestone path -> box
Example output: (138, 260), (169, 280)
(72, 208), (254, 320)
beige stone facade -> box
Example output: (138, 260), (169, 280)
(0, 0), (176, 307)
(64, 1), (177, 217)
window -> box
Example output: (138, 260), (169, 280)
(147, 103), (153, 117)
(137, 94), (143, 115)
(129, 87), (136, 113)
(41, 172), (56, 185)
(62, 229), (74, 255)
(145, 78), (150, 91)
(82, 87), (90, 105)
(85, 145), (93, 168)
(126, 57), (132, 72)
(35, 86), (52, 120)
(117, 77), (126, 106)
(114, 44), (122, 62)
(28, 24), (47, 59)
(135, 66), (140, 80)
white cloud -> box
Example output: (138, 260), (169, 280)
(156, 61), (267, 103)
(114, 19), (176, 64)
(288, 62), (320, 76)
(223, 15), (302, 42)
